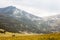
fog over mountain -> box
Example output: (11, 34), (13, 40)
(0, 6), (60, 34)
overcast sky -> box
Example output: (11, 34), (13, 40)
(0, 0), (60, 17)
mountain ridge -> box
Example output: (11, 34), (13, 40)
(0, 6), (60, 34)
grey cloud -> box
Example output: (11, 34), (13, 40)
(0, 0), (60, 17)
(16, 0), (60, 11)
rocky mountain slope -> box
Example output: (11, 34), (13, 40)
(0, 6), (60, 34)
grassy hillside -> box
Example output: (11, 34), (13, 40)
(0, 33), (60, 40)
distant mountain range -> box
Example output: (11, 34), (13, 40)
(0, 6), (60, 34)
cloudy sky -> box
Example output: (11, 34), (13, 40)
(0, 0), (60, 17)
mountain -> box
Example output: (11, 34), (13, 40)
(42, 15), (60, 32)
(0, 6), (44, 34)
(0, 6), (60, 34)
